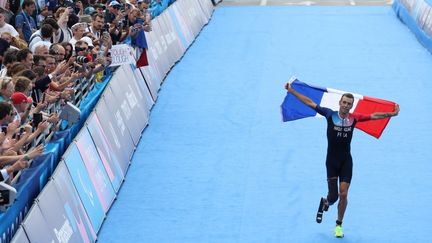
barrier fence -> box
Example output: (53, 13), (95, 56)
(0, 0), (214, 242)
(393, 0), (432, 53)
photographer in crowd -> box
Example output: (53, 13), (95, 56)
(0, 0), (158, 207)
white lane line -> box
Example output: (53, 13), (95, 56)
(260, 0), (267, 6)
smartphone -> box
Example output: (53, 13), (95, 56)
(15, 127), (25, 140)
(42, 92), (46, 103)
(33, 113), (43, 128)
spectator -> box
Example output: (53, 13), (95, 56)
(94, 3), (106, 15)
(0, 38), (10, 70)
(6, 63), (28, 77)
(1, 32), (27, 50)
(44, 55), (57, 75)
(42, 18), (61, 43)
(0, 101), (34, 152)
(33, 55), (47, 68)
(11, 91), (33, 122)
(86, 13), (104, 39)
(80, 36), (94, 49)
(33, 44), (50, 55)
(0, 49), (18, 78)
(60, 42), (73, 60)
(36, 6), (50, 27)
(49, 44), (66, 62)
(0, 77), (14, 102)
(14, 71), (36, 93)
(105, 0), (121, 24)
(47, 0), (59, 12)
(0, 12), (19, 38)
(15, 0), (37, 43)
(0, 33), (15, 47)
(0, 2), (16, 25)
(0, 159), (28, 182)
(29, 24), (54, 53)
(54, 7), (73, 43)
(16, 49), (34, 69)
(69, 22), (86, 46)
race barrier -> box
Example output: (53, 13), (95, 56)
(1, 0), (214, 242)
(393, 0), (432, 53)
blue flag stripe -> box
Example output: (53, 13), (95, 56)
(281, 79), (326, 122)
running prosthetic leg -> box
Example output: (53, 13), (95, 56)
(316, 197), (329, 223)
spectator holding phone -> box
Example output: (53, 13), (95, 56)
(86, 13), (104, 39)
(54, 7), (73, 43)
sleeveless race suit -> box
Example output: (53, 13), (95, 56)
(315, 105), (371, 183)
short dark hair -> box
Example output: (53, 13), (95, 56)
(6, 63), (28, 77)
(40, 24), (54, 38)
(33, 55), (46, 65)
(13, 76), (32, 92)
(43, 18), (60, 30)
(2, 49), (18, 66)
(92, 13), (104, 21)
(22, 0), (35, 8)
(16, 48), (32, 62)
(15, 70), (37, 82)
(0, 101), (12, 120)
(341, 93), (354, 100)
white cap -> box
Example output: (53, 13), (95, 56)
(80, 36), (94, 47)
(109, 0), (121, 6)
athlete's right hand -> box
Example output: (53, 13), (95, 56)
(285, 82), (292, 91)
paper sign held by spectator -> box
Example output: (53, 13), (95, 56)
(109, 44), (135, 67)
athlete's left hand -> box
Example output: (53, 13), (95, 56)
(393, 104), (400, 116)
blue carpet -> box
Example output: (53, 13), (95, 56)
(98, 6), (432, 243)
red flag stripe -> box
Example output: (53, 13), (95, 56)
(353, 96), (396, 138)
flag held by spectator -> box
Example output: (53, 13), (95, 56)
(134, 29), (149, 68)
(136, 49), (148, 68)
(281, 77), (397, 138)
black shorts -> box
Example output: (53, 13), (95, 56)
(325, 154), (353, 183)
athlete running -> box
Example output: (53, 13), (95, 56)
(285, 81), (399, 238)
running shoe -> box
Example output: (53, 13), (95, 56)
(334, 225), (344, 238)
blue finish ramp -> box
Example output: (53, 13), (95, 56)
(98, 6), (432, 243)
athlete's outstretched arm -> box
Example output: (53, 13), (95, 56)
(285, 82), (317, 109)
(370, 104), (400, 120)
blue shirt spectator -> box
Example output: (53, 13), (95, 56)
(15, 0), (37, 42)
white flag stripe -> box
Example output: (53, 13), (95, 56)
(326, 87), (363, 100)
(314, 89), (363, 117)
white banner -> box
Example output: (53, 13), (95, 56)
(109, 44), (135, 67)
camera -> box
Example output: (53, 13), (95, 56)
(117, 19), (126, 29)
(76, 56), (89, 64)
(101, 23), (109, 33)
(136, 17), (144, 25)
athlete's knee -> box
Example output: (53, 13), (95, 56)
(327, 178), (338, 205)
(339, 189), (348, 201)
(338, 182), (349, 201)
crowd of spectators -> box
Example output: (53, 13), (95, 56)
(0, 0), (154, 185)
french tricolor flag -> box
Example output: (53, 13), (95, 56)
(281, 77), (397, 139)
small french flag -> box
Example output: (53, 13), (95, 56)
(281, 77), (397, 138)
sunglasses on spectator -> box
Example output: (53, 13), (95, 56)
(75, 47), (88, 52)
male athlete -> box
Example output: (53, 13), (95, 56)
(285, 82), (399, 238)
